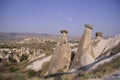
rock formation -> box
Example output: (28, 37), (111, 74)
(13, 54), (20, 63)
(24, 24), (120, 77)
(102, 35), (120, 54)
(92, 32), (120, 59)
(47, 30), (71, 74)
(9, 53), (20, 63)
(70, 24), (95, 69)
(91, 32), (108, 59)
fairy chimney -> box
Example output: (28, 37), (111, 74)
(96, 32), (103, 38)
(60, 30), (68, 45)
(47, 30), (71, 74)
(91, 32), (120, 59)
(13, 54), (20, 63)
(70, 24), (95, 69)
(91, 32), (105, 59)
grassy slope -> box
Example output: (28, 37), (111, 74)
(75, 43), (120, 79)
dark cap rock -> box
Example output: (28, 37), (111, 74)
(85, 24), (93, 30)
(60, 30), (68, 34)
(96, 32), (103, 37)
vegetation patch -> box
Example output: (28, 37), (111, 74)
(20, 54), (28, 61)
(27, 69), (36, 78)
(75, 55), (120, 79)
(9, 57), (17, 63)
(8, 67), (19, 73)
(40, 61), (50, 76)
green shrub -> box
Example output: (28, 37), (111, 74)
(9, 57), (16, 63)
(20, 54), (28, 61)
(8, 67), (18, 73)
(27, 69), (36, 78)
(76, 72), (92, 79)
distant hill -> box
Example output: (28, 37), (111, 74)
(0, 32), (57, 38)
(0, 32), (80, 42)
(0, 32), (114, 43)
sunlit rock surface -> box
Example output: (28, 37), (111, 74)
(92, 33), (120, 59)
(71, 24), (95, 69)
(47, 30), (71, 74)
(26, 55), (52, 71)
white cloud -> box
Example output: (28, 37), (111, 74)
(67, 18), (73, 21)
(58, 12), (63, 15)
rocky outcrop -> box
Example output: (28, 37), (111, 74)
(70, 24), (120, 69)
(47, 30), (71, 74)
(26, 55), (52, 71)
(23, 25), (120, 77)
(91, 32), (109, 59)
(92, 33), (120, 59)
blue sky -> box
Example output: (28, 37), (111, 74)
(0, 0), (120, 36)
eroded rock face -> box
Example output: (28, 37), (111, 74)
(70, 24), (95, 69)
(91, 32), (109, 59)
(47, 30), (71, 74)
(102, 35), (120, 54)
(92, 33), (120, 59)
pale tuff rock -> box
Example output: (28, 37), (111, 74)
(47, 30), (71, 74)
(91, 32), (109, 59)
(59, 30), (68, 45)
(26, 55), (52, 71)
(13, 54), (20, 63)
(95, 32), (103, 37)
(70, 29), (120, 69)
(102, 35), (120, 54)
(70, 24), (95, 69)
(28, 54), (45, 62)
(92, 33), (120, 59)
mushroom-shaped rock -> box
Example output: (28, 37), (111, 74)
(92, 32), (120, 59)
(92, 32), (106, 59)
(85, 24), (93, 30)
(59, 30), (68, 45)
(96, 32), (103, 37)
(60, 30), (68, 34)
(47, 30), (71, 75)
(70, 24), (94, 69)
